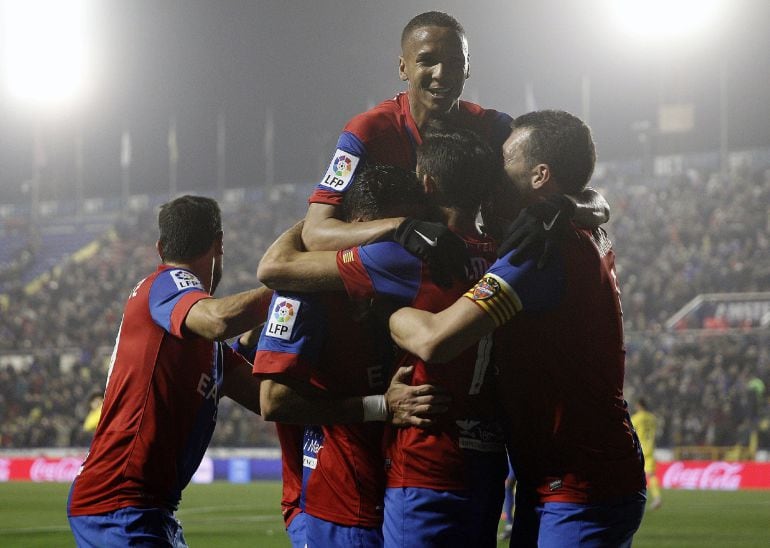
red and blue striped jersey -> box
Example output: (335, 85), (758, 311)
(337, 234), (505, 492)
(253, 291), (391, 527)
(68, 265), (249, 515)
(464, 227), (646, 503)
(309, 92), (512, 206)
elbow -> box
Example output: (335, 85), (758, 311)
(419, 340), (456, 364)
(259, 381), (287, 422)
(259, 390), (280, 421)
(256, 256), (280, 288)
(260, 400), (280, 422)
(396, 333), (444, 363)
(300, 223), (326, 252)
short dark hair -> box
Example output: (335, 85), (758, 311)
(511, 110), (596, 194)
(341, 164), (426, 222)
(401, 11), (465, 48)
(157, 195), (222, 262)
(417, 121), (501, 213)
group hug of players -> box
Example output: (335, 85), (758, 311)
(67, 11), (649, 548)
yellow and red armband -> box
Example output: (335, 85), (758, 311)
(463, 273), (523, 327)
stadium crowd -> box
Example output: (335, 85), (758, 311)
(1, 162), (769, 450)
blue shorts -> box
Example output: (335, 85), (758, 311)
(304, 512), (382, 547)
(511, 490), (647, 548)
(286, 511), (308, 548)
(68, 506), (187, 547)
(383, 487), (468, 548)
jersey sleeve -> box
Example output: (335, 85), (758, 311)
(462, 252), (565, 326)
(252, 291), (326, 382)
(308, 131), (367, 206)
(148, 268), (211, 338)
(336, 241), (422, 302)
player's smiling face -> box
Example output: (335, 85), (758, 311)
(399, 25), (469, 126)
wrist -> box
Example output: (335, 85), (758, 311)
(362, 394), (388, 422)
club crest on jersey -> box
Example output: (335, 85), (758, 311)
(169, 269), (203, 291)
(266, 297), (300, 340)
(319, 149), (360, 191)
(471, 276), (500, 301)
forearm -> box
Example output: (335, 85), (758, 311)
(185, 286), (272, 341)
(569, 187), (610, 227)
(302, 202), (403, 251)
(259, 379), (364, 424)
(389, 299), (495, 363)
(222, 361), (261, 414)
(257, 222), (345, 292)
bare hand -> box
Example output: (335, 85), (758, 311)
(386, 366), (450, 428)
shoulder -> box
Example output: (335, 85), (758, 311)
(344, 95), (406, 140)
(457, 100), (513, 145)
(358, 241), (420, 270)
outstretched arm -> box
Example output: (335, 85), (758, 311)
(184, 285), (274, 341)
(389, 298), (496, 364)
(259, 366), (449, 427)
(222, 358), (262, 414)
(257, 221), (346, 292)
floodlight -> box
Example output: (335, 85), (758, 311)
(609, 0), (723, 41)
(2, 0), (91, 108)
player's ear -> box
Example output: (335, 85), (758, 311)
(531, 164), (550, 190)
(156, 240), (164, 261)
(398, 56), (408, 81)
(465, 53), (471, 80)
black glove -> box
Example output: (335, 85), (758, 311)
(497, 194), (576, 269)
(394, 218), (469, 288)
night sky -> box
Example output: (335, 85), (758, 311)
(1, 0), (769, 203)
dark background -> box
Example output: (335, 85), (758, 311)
(1, 0), (769, 202)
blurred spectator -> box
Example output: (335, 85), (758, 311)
(0, 166), (768, 450)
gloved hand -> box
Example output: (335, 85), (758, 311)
(394, 218), (469, 288)
(497, 194), (576, 269)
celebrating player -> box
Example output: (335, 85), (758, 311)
(301, 11), (609, 276)
(67, 195), (272, 547)
(259, 125), (510, 546)
(388, 111), (648, 547)
(254, 165), (450, 548)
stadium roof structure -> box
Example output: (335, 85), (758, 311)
(666, 292), (770, 332)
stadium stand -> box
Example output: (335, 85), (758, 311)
(0, 158), (768, 452)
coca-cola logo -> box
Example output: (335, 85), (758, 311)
(29, 458), (83, 482)
(662, 461), (743, 490)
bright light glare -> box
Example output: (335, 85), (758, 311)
(609, 0), (723, 41)
(2, 0), (91, 107)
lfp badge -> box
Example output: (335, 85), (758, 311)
(320, 149), (359, 191)
(266, 298), (301, 340)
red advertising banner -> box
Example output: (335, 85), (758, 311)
(2, 457), (770, 490)
(658, 461), (770, 490)
(0, 457), (84, 483)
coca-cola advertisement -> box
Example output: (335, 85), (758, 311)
(2, 457), (84, 483)
(659, 461), (770, 490)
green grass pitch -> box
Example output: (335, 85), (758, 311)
(0, 482), (768, 547)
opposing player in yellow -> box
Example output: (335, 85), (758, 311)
(632, 398), (662, 510)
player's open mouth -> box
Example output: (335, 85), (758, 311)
(428, 87), (451, 98)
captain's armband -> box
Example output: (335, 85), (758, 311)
(462, 273), (522, 327)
